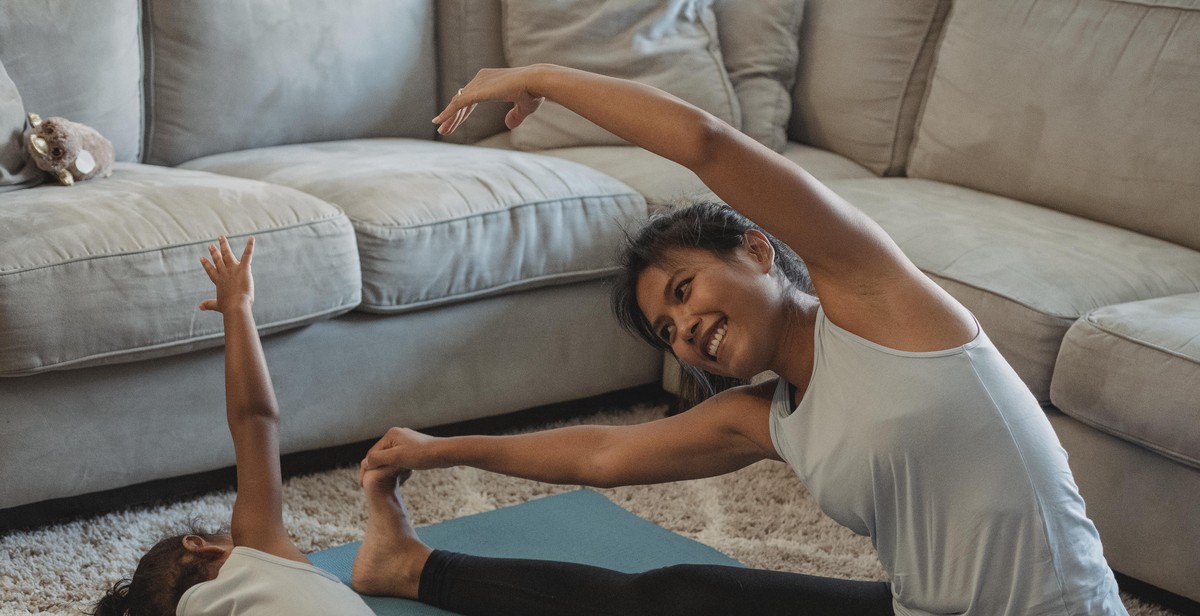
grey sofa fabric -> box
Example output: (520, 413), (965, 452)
(0, 163), (361, 376)
(909, 0), (1200, 252)
(181, 139), (646, 312)
(788, 0), (950, 176)
(711, 0), (804, 153)
(0, 280), (660, 510)
(501, 0), (740, 151)
(476, 132), (875, 204)
(827, 177), (1200, 402)
(0, 0), (143, 162)
(1052, 293), (1200, 468)
(0, 60), (41, 192)
(1049, 410), (1200, 607)
(145, 0), (439, 167)
(436, 0), (510, 146)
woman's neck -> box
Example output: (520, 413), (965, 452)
(771, 291), (820, 397)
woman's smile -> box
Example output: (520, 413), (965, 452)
(702, 317), (728, 360)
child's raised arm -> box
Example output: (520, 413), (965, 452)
(200, 235), (307, 564)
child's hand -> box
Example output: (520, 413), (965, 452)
(199, 235), (255, 313)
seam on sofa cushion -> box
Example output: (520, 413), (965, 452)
(886, 0), (949, 177)
(0, 215), (348, 275)
(1062, 407), (1200, 469)
(925, 271), (1084, 322)
(1084, 312), (1200, 365)
(345, 191), (643, 233)
(4, 302), (357, 377)
(141, 0), (158, 164)
(357, 266), (619, 314)
(1109, 0), (1200, 10)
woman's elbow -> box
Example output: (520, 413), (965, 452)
(678, 113), (738, 170)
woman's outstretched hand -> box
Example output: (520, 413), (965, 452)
(199, 235), (255, 313)
(433, 66), (549, 135)
(359, 427), (438, 487)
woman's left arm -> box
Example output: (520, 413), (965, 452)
(438, 65), (976, 349)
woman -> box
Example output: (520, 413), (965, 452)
(351, 64), (1127, 615)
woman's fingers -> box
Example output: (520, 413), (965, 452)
(504, 97), (544, 130)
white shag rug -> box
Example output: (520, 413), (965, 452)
(0, 403), (1180, 615)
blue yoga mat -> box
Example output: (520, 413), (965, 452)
(308, 489), (743, 615)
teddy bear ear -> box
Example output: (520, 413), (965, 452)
(26, 112), (41, 127)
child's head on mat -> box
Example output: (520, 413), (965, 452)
(91, 527), (230, 616)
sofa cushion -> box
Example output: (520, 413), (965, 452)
(826, 177), (1200, 402)
(0, 0), (143, 162)
(1051, 294), (1200, 469)
(909, 0), (1200, 252)
(436, 0), (510, 146)
(0, 164), (361, 376)
(476, 132), (875, 203)
(789, 0), (950, 176)
(500, 0), (740, 150)
(0, 60), (41, 192)
(180, 139), (646, 313)
(144, 0), (438, 167)
(436, 0), (800, 152)
(712, 0), (804, 153)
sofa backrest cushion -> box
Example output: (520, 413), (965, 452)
(500, 0), (740, 151)
(436, 0), (512, 146)
(144, 0), (438, 167)
(908, 0), (1200, 252)
(712, 0), (805, 153)
(437, 0), (805, 153)
(0, 61), (42, 192)
(788, 0), (950, 177)
(0, 0), (144, 163)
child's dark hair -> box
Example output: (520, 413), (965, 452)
(90, 524), (222, 616)
(611, 201), (812, 410)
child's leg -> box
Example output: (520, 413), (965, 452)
(350, 470), (431, 598)
(418, 551), (894, 616)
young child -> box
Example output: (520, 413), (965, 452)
(91, 236), (374, 616)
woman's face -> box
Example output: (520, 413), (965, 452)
(635, 232), (782, 379)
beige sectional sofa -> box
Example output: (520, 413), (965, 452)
(1, 0), (1197, 605)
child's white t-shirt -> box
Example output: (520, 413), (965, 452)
(176, 546), (374, 616)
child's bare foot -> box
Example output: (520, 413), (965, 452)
(351, 469), (432, 598)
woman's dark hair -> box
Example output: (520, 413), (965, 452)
(611, 201), (812, 411)
(90, 524), (222, 616)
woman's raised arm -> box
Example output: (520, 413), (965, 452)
(436, 65), (976, 350)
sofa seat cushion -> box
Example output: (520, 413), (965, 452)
(1051, 294), (1200, 469)
(181, 139), (646, 313)
(475, 132), (876, 203)
(825, 177), (1200, 402)
(0, 163), (361, 377)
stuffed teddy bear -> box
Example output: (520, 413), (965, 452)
(24, 112), (114, 186)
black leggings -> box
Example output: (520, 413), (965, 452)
(418, 550), (895, 616)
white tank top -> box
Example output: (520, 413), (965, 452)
(176, 547), (373, 616)
(769, 307), (1126, 616)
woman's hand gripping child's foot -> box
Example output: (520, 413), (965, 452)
(351, 466), (432, 599)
